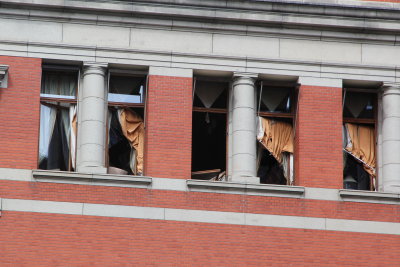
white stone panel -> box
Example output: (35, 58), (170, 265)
(83, 203), (164, 220)
(280, 39), (362, 63)
(213, 34), (279, 58)
(2, 199), (82, 215)
(362, 44), (400, 65)
(63, 24), (130, 47)
(130, 28), (213, 54)
(0, 18), (62, 43)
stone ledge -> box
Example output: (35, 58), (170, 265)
(339, 189), (400, 205)
(187, 180), (305, 198)
(32, 170), (152, 188)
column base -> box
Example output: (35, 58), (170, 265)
(231, 175), (260, 184)
(76, 166), (107, 174)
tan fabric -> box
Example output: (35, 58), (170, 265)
(258, 117), (294, 163)
(345, 123), (376, 177)
(119, 109), (145, 174)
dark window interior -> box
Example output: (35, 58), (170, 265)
(343, 155), (370, 190)
(39, 110), (70, 171)
(192, 112), (226, 174)
(109, 74), (146, 104)
(258, 86), (292, 114)
(108, 107), (144, 175)
(343, 92), (375, 119)
(258, 149), (287, 185)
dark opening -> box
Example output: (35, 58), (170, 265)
(191, 112), (226, 177)
(343, 155), (370, 190)
(108, 108), (144, 175)
(39, 111), (69, 171)
(258, 149), (287, 185)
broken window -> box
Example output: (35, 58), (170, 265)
(38, 66), (78, 171)
(343, 88), (376, 190)
(191, 79), (228, 180)
(107, 70), (146, 176)
(256, 82), (296, 185)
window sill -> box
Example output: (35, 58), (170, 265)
(32, 170), (152, 188)
(339, 189), (400, 205)
(187, 180), (305, 198)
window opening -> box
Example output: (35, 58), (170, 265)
(191, 79), (228, 180)
(38, 67), (78, 171)
(257, 83), (296, 185)
(343, 88), (377, 191)
(107, 71), (146, 176)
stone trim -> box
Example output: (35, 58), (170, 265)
(0, 65), (9, 88)
(32, 170), (152, 188)
(339, 189), (400, 204)
(187, 180), (305, 198)
(2, 197), (400, 235)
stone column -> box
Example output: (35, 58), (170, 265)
(382, 84), (400, 193)
(76, 62), (108, 174)
(231, 73), (257, 182)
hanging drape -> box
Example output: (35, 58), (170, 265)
(69, 105), (77, 170)
(344, 123), (376, 177)
(118, 109), (145, 175)
(39, 104), (57, 163)
(257, 117), (294, 162)
(257, 117), (294, 183)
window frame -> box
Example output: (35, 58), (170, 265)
(39, 64), (80, 172)
(342, 87), (378, 191)
(105, 68), (148, 175)
(256, 80), (299, 185)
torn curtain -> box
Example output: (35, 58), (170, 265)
(257, 117), (294, 162)
(344, 123), (376, 177)
(118, 109), (145, 175)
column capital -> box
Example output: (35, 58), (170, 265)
(382, 83), (400, 97)
(232, 72), (257, 87)
(83, 62), (108, 77)
(233, 72), (258, 79)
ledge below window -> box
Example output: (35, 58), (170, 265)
(32, 170), (152, 188)
(187, 180), (305, 198)
(339, 189), (400, 205)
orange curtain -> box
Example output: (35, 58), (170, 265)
(119, 109), (145, 175)
(345, 123), (376, 177)
(258, 117), (294, 163)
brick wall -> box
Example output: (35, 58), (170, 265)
(0, 56), (42, 169)
(1, 211), (400, 266)
(295, 85), (343, 188)
(145, 75), (193, 179)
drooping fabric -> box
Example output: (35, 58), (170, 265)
(257, 117), (294, 163)
(69, 105), (77, 170)
(195, 81), (225, 109)
(39, 104), (57, 163)
(118, 109), (145, 175)
(345, 123), (376, 177)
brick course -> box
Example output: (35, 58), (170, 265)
(0, 56), (42, 169)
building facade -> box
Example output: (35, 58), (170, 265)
(0, 0), (400, 265)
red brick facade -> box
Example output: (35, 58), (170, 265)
(295, 85), (343, 189)
(0, 56), (42, 169)
(1, 211), (399, 266)
(145, 75), (193, 179)
(1, 56), (399, 266)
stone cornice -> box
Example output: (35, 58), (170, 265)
(1, 0), (400, 38)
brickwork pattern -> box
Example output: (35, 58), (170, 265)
(0, 56), (42, 169)
(145, 75), (193, 179)
(1, 211), (400, 266)
(295, 85), (343, 189)
(0, 180), (399, 223)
